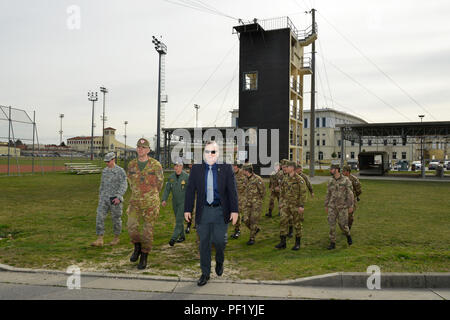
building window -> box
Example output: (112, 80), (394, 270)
(318, 151), (323, 160)
(322, 117), (326, 127)
(243, 72), (258, 91)
(304, 118), (308, 128)
(338, 152), (341, 159)
(322, 139), (326, 146)
(368, 140), (372, 146)
(316, 140), (320, 146)
(393, 139), (397, 146)
(393, 152), (397, 159)
(351, 152), (355, 159)
(402, 152), (407, 159)
(351, 140), (355, 146)
(338, 140), (341, 147)
(383, 139), (387, 146)
(316, 118), (320, 128)
(304, 140), (307, 146)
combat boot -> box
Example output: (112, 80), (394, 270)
(246, 239), (255, 245)
(230, 229), (240, 239)
(265, 210), (272, 218)
(137, 252), (148, 270)
(292, 237), (301, 251)
(346, 235), (353, 245)
(275, 236), (286, 249)
(90, 236), (103, 247)
(109, 236), (120, 246)
(327, 242), (336, 250)
(185, 222), (191, 234)
(287, 226), (293, 238)
(130, 242), (141, 262)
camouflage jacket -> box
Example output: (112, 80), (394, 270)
(99, 165), (128, 202)
(324, 174), (354, 209)
(280, 173), (307, 207)
(348, 174), (362, 198)
(234, 169), (247, 195)
(299, 172), (313, 195)
(127, 158), (164, 206)
(245, 173), (265, 207)
(269, 170), (281, 191)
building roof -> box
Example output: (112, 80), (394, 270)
(67, 136), (101, 140)
(303, 108), (368, 124)
(104, 127), (116, 131)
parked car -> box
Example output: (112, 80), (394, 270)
(447, 162), (450, 170)
(347, 159), (358, 170)
(411, 161), (422, 171)
(394, 160), (409, 171)
(428, 161), (440, 170)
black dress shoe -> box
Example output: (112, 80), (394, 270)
(177, 237), (185, 243)
(197, 274), (210, 286)
(215, 262), (223, 276)
(169, 239), (175, 246)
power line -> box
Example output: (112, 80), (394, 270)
(317, 37), (334, 109)
(318, 53), (413, 122)
(317, 92), (374, 123)
(162, 0), (238, 21)
(212, 65), (238, 126)
(317, 10), (437, 121)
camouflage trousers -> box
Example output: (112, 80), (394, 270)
(242, 204), (262, 240)
(268, 191), (280, 212)
(280, 203), (304, 238)
(127, 204), (160, 253)
(348, 205), (357, 229)
(96, 197), (123, 236)
(328, 207), (350, 243)
(234, 198), (245, 230)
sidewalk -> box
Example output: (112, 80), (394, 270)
(1, 264), (448, 300)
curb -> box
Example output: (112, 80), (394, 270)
(1, 263), (449, 288)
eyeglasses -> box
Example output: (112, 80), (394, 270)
(204, 150), (217, 154)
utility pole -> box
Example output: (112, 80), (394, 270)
(59, 114), (64, 145)
(124, 120), (128, 162)
(419, 115), (425, 178)
(100, 86), (108, 157)
(88, 91), (98, 161)
(152, 36), (167, 162)
(309, 8), (317, 177)
(194, 104), (200, 128)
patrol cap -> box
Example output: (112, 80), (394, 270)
(287, 161), (296, 167)
(343, 165), (351, 172)
(242, 163), (253, 171)
(280, 159), (289, 166)
(174, 157), (184, 165)
(137, 138), (150, 148)
(330, 164), (341, 170)
(103, 152), (116, 162)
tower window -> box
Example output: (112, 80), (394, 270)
(243, 71), (258, 91)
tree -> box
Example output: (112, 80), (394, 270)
(331, 152), (337, 159)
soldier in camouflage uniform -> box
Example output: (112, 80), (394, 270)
(241, 163), (265, 245)
(275, 161), (307, 251)
(126, 138), (164, 269)
(279, 159), (294, 237)
(91, 152), (128, 247)
(230, 161), (247, 239)
(162, 158), (189, 246)
(342, 165), (362, 230)
(266, 162), (281, 218)
(324, 164), (354, 250)
(295, 162), (314, 199)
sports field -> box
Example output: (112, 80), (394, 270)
(0, 171), (449, 280)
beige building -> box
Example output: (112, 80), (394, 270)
(302, 108), (447, 164)
(67, 127), (134, 158)
(0, 145), (21, 156)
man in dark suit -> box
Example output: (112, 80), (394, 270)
(184, 141), (239, 286)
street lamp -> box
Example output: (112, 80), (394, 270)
(152, 35), (167, 162)
(194, 104), (200, 128)
(419, 115), (425, 178)
(88, 91), (98, 161)
(59, 114), (64, 145)
(124, 120), (128, 162)
(100, 86), (108, 157)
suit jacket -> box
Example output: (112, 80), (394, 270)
(184, 162), (238, 225)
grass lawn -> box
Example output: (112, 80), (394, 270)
(0, 171), (449, 280)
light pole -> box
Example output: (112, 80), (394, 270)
(152, 35), (167, 162)
(419, 115), (425, 178)
(59, 114), (64, 145)
(88, 91), (98, 161)
(124, 120), (128, 162)
(100, 86), (108, 157)
(194, 104), (200, 128)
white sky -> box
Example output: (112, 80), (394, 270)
(1, 0), (449, 145)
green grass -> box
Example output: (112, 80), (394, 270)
(0, 172), (449, 280)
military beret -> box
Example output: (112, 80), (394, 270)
(103, 152), (116, 162)
(343, 165), (351, 172)
(137, 138), (150, 148)
(242, 163), (253, 171)
(330, 164), (341, 170)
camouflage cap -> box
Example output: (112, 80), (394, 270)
(242, 163), (253, 171)
(137, 138), (150, 148)
(287, 160), (296, 167)
(103, 152), (116, 162)
(280, 159), (289, 166)
(330, 164), (341, 170)
(343, 165), (351, 172)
